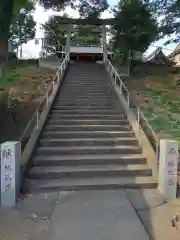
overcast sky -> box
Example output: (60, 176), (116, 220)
(20, 0), (177, 58)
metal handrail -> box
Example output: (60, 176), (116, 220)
(104, 57), (160, 163)
(20, 53), (70, 152)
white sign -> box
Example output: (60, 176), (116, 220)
(158, 139), (178, 200)
(1, 142), (20, 207)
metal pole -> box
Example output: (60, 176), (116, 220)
(102, 25), (107, 63)
(53, 80), (55, 93)
(57, 72), (60, 84)
(114, 74), (117, 85)
(137, 107), (140, 127)
(128, 50), (131, 76)
(36, 110), (39, 131)
(46, 92), (49, 107)
(66, 24), (72, 54)
(127, 93), (130, 107)
(120, 83), (122, 94)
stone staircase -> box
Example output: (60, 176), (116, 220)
(24, 62), (157, 192)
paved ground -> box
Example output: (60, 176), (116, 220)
(0, 189), (180, 240)
(39, 57), (62, 70)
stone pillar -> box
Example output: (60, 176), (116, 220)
(66, 24), (72, 54)
(1, 141), (21, 207)
(158, 139), (178, 200)
(102, 25), (107, 62)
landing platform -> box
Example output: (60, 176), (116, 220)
(0, 190), (150, 240)
(45, 190), (149, 240)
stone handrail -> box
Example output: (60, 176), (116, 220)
(20, 53), (70, 166)
(104, 57), (160, 163)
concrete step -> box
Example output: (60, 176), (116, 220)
(61, 87), (112, 91)
(35, 145), (142, 155)
(44, 124), (131, 132)
(65, 77), (106, 79)
(58, 85), (113, 87)
(54, 102), (119, 106)
(56, 97), (118, 101)
(61, 91), (114, 95)
(62, 86), (111, 90)
(50, 110), (121, 115)
(52, 106), (120, 110)
(48, 114), (126, 120)
(64, 83), (108, 85)
(34, 154), (146, 166)
(42, 130), (135, 138)
(39, 137), (138, 147)
(57, 93), (116, 97)
(24, 176), (157, 193)
(24, 62), (157, 192)
(60, 93), (115, 97)
(63, 82), (109, 85)
(27, 165), (152, 179)
(46, 119), (128, 125)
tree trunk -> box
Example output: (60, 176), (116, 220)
(0, 39), (8, 61)
(0, 0), (14, 60)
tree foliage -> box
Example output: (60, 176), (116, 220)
(9, 1), (36, 49)
(0, 0), (72, 59)
(43, 14), (68, 52)
(9, 16), (36, 49)
(72, 0), (108, 45)
(78, 0), (109, 19)
(111, 0), (158, 57)
(71, 26), (101, 45)
(155, 0), (180, 43)
(39, 0), (74, 9)
(43, 0), (108, 48)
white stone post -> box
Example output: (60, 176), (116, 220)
(158, 139), (179, 200)
(66, 24), (72, 54)
(102, 25), (107, 63)
(1, 142), (21, 207)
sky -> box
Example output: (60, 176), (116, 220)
(19, 0), (177, 59)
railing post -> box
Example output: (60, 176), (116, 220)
(114, 73), (117, 85)
(46, 92), (49, 108)
(57, 71), (60, 84)
(136, 107), (141, 137)
(137, 107), (140, 127)
(36, 110), (39, 131)
(119, 82), (122, 94)
(156, 142), (159, 164)
(53, 80), (55, 93)
(127, 93), (130, 107)
(60, 66), (62, 77)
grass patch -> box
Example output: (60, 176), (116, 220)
(124, 70), (180, 144)
(0, 68), (22, 88)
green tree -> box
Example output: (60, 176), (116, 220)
(9, 2), (36, 55)
(71, 26), (101, 45)
(0, 0), (110, 59)
(111, 0), (158, 58)
(0, 0), (72, 60)
(71, 0), (109, 46)
(43, 14), (69, 53)
(155, 0), (180, 43)
(78, 0), (109, 20)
